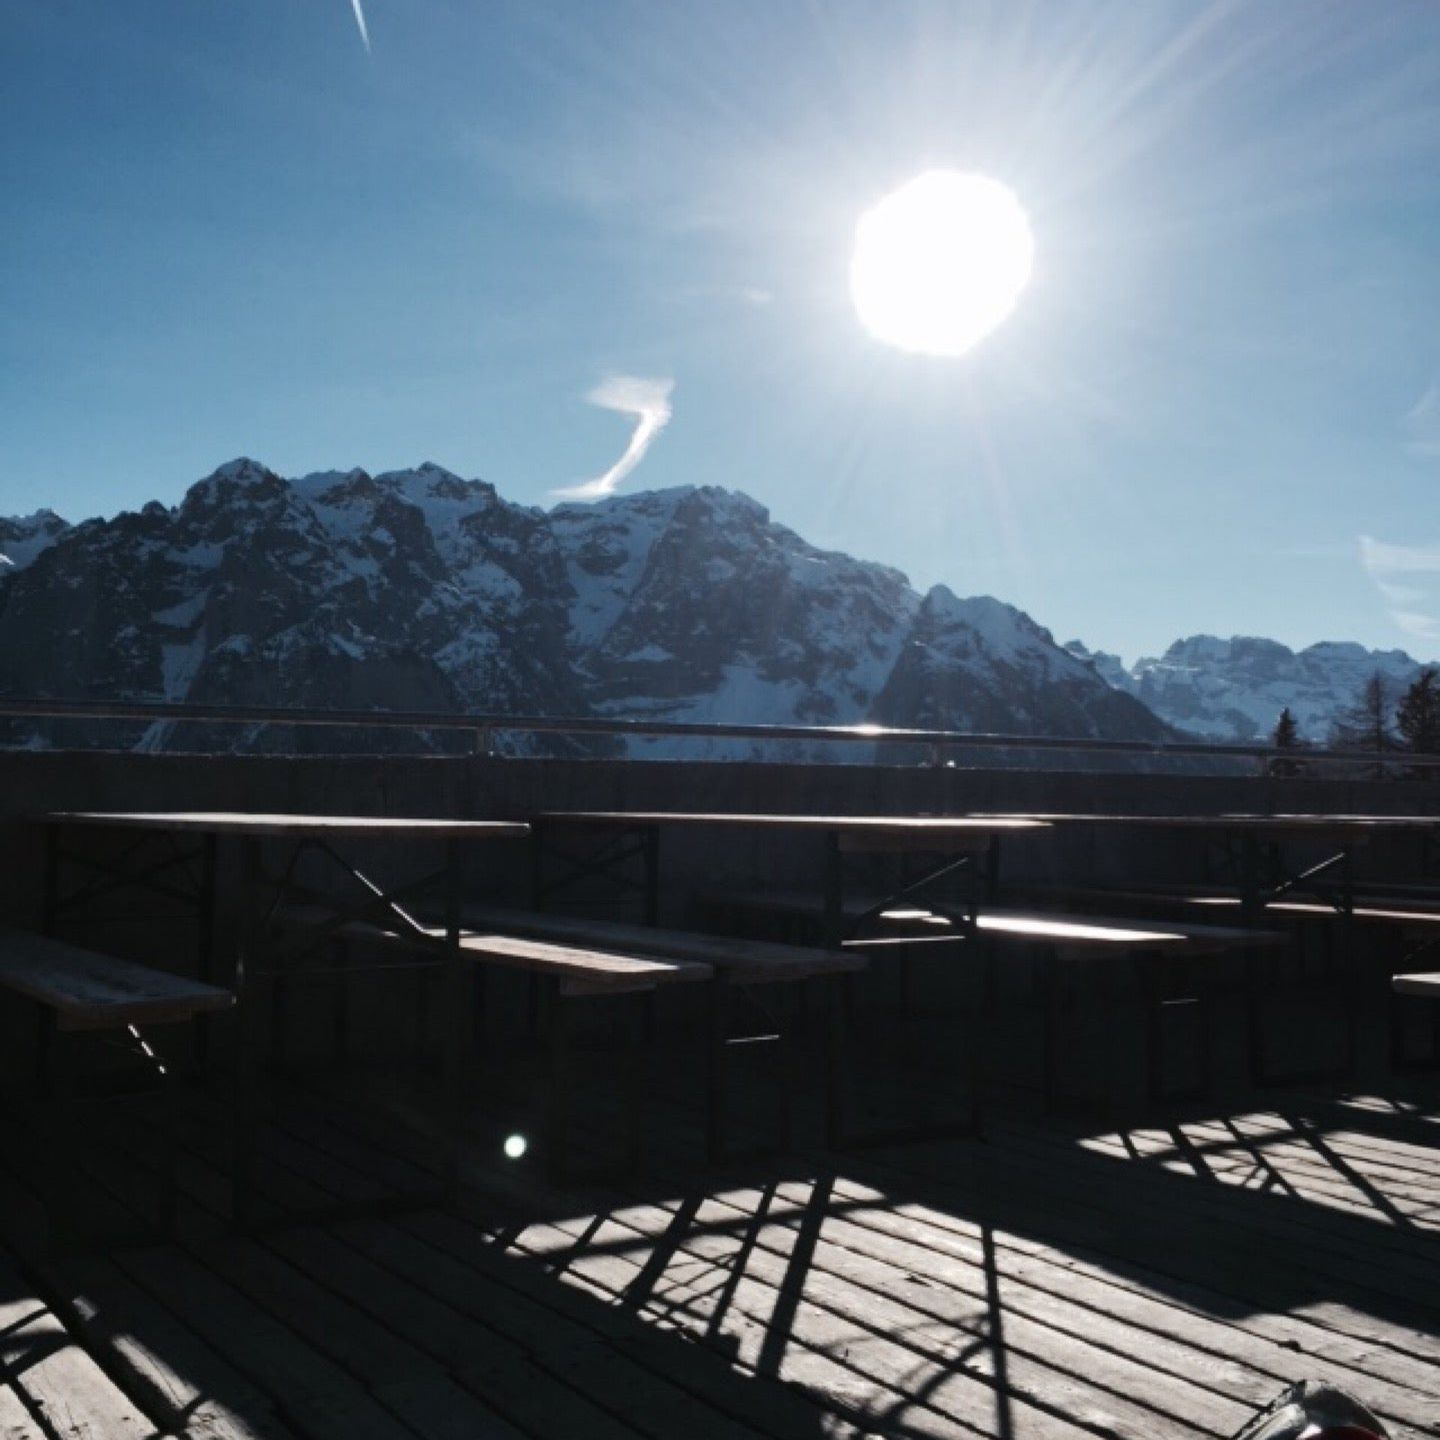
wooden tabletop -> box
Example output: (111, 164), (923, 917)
(40, 811), (530, 840)
(967, 811), (1439, 836)
(538, 811), (1047, 836)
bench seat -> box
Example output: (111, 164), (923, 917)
(459, 906), (865, 983)
(271, 905), (711, 997)
(1013, 881), (1440, 931)
(697, 889), (1283, 957)
(0, 926), (233, 1032)
(449, 931), (711, 995)
(1393, 972), (1440, 1000)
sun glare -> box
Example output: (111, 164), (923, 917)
(850, 171), (1034, 357)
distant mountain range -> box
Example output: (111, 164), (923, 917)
(0, 459), (1429, 752)
(1064, 637), (1430, 743)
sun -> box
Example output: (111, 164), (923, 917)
(850, 170), (1034, 357)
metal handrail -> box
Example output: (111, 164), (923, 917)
(0, 696), (1433, 769)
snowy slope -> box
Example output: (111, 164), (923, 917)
(0, 510), (69, 572)
(1067, 633), (1433, 742)
(0, 457), (1170, 752)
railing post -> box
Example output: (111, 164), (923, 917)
(474, 725), (494, 758)
(929, 740), (945, 768)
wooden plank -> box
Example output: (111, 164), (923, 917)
(355, 1215), (827, 1440)
(54, 1254), (300, 1440)
(910, 1121), (1440, 1359)
(1077, 1123), (1440, 1240)
(700, 890), (1283, 955)
(1394, 972), (1440, 999)
(0, 1260), (160, 1440)
(624, 1186), (1262, 1436)
(461, 907), (866, 980)
(281, 1082), (1440, 1440)
(241, 1109), (825, 1440)
(0, 1382), (46, 1440)
(1013, 882), (1440, 930)
(114, 1248), (420, 1440)
(540, 811), (1045, 840)
(0, 927), (233, 1030)
(42, 812), (529, 840)
(275, 908), (710, 990)
(368, 1375), (527, 1440)
(782, 1172), (1440, 1439)
(284, 1083), (1440, 1440)
(454, 932), (710, 988)
(971, 910), (1284, 956)
(267, 1227), (726, 1440)
(970, 812), (1437, 838)
(500, 1207), (1179, 1440)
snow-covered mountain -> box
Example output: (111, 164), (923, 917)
(0, 458), (1168, 753)
(1066, 634), (1432, 743)
(0, 510), (68, 573)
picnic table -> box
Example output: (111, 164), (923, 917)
(530, 811), (1049, 1146)
(533, 811), (1048, 945)
(971, 812), (1440, 915)
(33, 810), (529, 1225)
(971, 811), (1440, 1085)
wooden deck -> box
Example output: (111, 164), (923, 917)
(0, 1066), (1436, 1440)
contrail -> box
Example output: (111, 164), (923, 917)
(552, 376), (675, 502)
(349, 0), (372, 53)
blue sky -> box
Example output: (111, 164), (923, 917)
(3, 0), (1440, 664)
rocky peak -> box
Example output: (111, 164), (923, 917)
(0, 508), (70, 572)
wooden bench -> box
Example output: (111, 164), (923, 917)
(695, 888), (1284, 1112)
(0, 926), (234, 1243)
(273, 905), (735, 1173)
(461, 905), (869, 1156)
(0, 926), (233, 1036)
(1391, 971), (1440, 1072)
(1014, 879), (1440, 1087)
(459, 905), (865, 981)
(1393, 972), (1440, 999)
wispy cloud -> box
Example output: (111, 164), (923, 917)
(1359, 535), (1440, 576)
(1360, 534), (1440, 653)
(1406, 382), (1440, 457)
(1391, 611), (1440, 642)
(349, 0), (372, 54)
(551, 376), (675, 503)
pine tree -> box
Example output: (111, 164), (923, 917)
(1330, 671), (1395, 754)
(1396, 668), (1440, 757)
(1270, 706), (1302, 776)
(1330, 670), (1398, 778)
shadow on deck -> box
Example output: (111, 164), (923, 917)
(0, 1037), (1437, 1440)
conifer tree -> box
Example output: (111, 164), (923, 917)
(1270, 706), (1301, 776)
(1396, 668), (1440, 757)
(1330, 671), (1395, 754)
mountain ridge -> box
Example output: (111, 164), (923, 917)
(0, 457), (1167, 752)
(5, 458), (1432, 752)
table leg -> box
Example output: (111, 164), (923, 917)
(441, 837), (464, 1208)
(543, 978), (572, 1183)
(41, 824), (59, 936)
(232, 835), (263, 1231)
(706, 973), (733, 1164)
(822, 831), (843, 949)
(193, 833), (218, 1075)
(642, 825), (660, 926)
(1338, 844), (1359, 1080)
